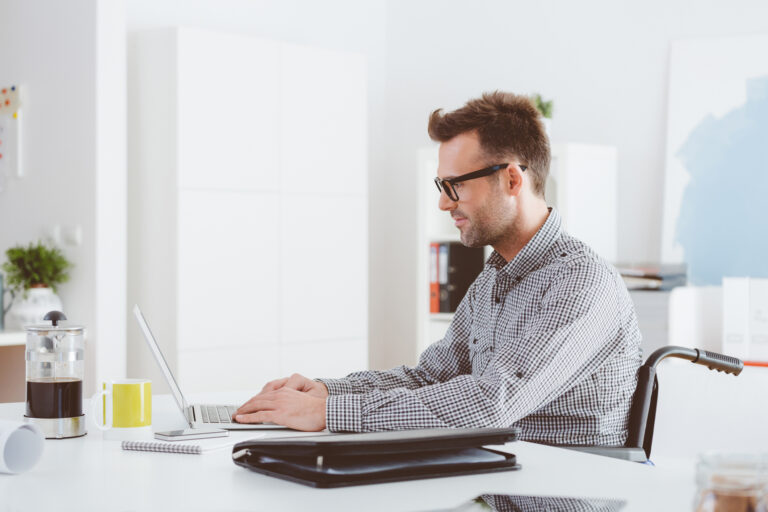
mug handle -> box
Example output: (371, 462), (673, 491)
(89, 389), (113, 431)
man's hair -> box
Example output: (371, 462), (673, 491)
(427, 91), (550, 197)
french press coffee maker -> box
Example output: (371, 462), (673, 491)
(23, 311), (87, 439)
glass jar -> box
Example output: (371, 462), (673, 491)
(694, 453), (768, 512)
(23, 311), (86, 439)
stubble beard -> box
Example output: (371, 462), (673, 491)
(458, 199), (515, 249)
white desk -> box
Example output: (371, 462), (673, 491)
(0, 392), (695, 511)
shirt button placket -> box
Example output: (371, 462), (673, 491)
(492, 280), (502, 310)
(491, 276), (505, 348)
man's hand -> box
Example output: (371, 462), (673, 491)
(234, 387), (327, 431)
(255, 373), (329, 398)
(234, 373), (329, 431)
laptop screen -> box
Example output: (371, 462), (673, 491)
(133, 304), (192, 426)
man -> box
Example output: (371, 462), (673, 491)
(235, 91), (642, 446)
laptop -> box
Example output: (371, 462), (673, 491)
(133, 304), (289, 430)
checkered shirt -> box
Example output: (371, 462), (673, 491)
(479, 494), (626, 511)
(319, 208), (642, 446)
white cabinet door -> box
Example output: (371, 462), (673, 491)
(279, 44), (367, 196)
(131, 28), (369, 393)
(177, 189), (281, 352)
(177, 29), (281, 192)
(280, 194), (367, 344)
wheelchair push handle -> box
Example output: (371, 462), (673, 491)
(695, 349), (743, 376)
(644, 346), (743, 376)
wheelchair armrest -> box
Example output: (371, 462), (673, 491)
(561, 445), (648, 463)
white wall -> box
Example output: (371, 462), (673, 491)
(95, 0), (128, 390)
(0, 0), (126, 394)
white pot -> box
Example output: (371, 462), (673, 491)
(5, 287), (63, 330)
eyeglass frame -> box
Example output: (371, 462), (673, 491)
(434, 163), (528, 201)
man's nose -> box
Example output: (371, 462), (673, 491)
(438, 189), (455, 211)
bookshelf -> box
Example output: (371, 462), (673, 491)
(417, 147), (449, 357)
(416, 143), (618, 359)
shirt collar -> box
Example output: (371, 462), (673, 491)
(486, 207), (562, 280)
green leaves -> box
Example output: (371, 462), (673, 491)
(531, 93), (553, 119)
(1, 242), (72, 293)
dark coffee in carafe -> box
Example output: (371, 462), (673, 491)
(25, 378), (83, 418)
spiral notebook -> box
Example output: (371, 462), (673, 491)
(122, 439), (241, 455)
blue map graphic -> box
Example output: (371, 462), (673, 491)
(675, 75), (768, 285)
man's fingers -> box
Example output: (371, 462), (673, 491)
(235, 397), (258, 415)
(283, 373), (315, 393)
(261, 377), (289, 393)
(236, 390), (327, 431)
(236, 387), (285, 413)
(238, 374), (325, 419)
(282, 374), (327, 397)
(235, 397), (276, 415)
(284, 374), (305, 390)
(235, 411), (275, 425)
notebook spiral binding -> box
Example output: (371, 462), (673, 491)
(122, 440), (202, 454)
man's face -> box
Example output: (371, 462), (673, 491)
(436, 132), (517, 248)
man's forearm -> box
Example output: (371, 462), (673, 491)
(324, 375), (497, 432)
(317, 364), (439, 396)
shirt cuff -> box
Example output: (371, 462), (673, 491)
(316, 378), (359, 396)
(326, 394), (363, 432)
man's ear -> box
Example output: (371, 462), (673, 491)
(505, 164), (525, 197)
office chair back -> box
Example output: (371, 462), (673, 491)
(626, 346), (743, 460)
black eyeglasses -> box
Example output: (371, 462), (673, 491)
(434, 163), (527, 201)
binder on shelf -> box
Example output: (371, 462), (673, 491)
(437, 242), (485, 313)
(438, 244), (449, 312)
(615, 263), (687, 291)
(430, 243), (440, 313)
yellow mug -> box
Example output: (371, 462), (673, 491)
(90, 379), (152, 432)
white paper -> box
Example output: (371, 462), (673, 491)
(0, 420), (44, 474)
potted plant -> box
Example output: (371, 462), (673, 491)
(1, 241), (72, 329)
(531, 93), (553, 136)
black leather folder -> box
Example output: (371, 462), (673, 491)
(231, 427), (521, 488)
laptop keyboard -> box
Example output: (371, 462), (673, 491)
(201, 405), (239, 424)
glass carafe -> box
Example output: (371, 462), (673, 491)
(695, 452), (768, 511)
(23, 311), (86, 439)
